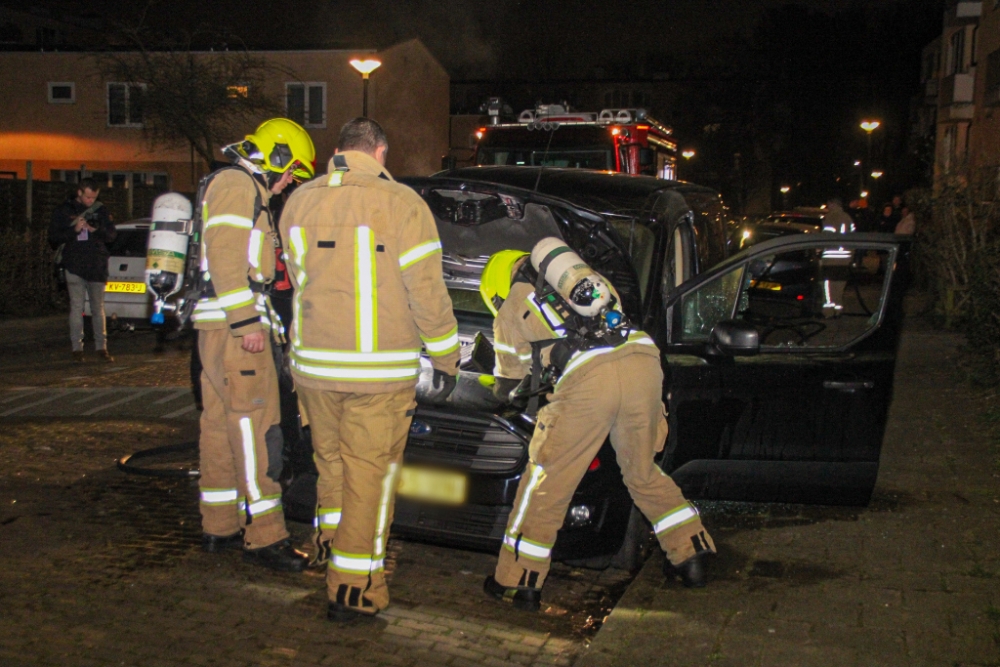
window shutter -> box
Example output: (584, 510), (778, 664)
(308, 85), (324, 126)
(128, 84), (145, 124)
(108, 83), (127, 125)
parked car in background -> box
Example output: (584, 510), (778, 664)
(83, 219), (152, 325)
(281, 167), (911, 570)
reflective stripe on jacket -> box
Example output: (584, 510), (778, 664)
(279, 151), (460, 394)
(493, 281), (659, 389)
(192, 168), (278, 335)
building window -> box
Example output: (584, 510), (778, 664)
(48, 82), (75, 104)
(107, 82), (145, 127)
(286, 82), (326, 128)
(227, 84), (249, 99)
(949, 29), (967, 74)
(986, 48), (1000, 105)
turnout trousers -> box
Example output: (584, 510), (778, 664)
(297, 387), (416, 615)
(495, 352), (715, 589)
(198, 328), (289, 549)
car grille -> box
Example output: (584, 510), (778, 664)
(405, 407), (527, 474)
(395, 502), (510, 541)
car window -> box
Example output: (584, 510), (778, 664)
(734, 246), (893, 348)
(679, 263), (744, 342)
(608, 219), (656, 303)
(106, 229), (148, 258)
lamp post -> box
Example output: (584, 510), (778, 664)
(859, 120), (880, 196)
(350, 58), (382, 118)
(780, 185), (791, 210)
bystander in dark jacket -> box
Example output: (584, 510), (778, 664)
(48, 179), (117, 361)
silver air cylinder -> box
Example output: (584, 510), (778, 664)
(145, 193), (193, 324)
(530, 237), (611, 317)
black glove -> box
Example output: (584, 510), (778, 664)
(425, 369), (457, 403)
(492, 377), (522, 404)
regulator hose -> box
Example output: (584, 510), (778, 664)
(117, 441), (200, 479)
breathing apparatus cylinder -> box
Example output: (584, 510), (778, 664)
(145, 193), (193, 325)
(530, 237), (612, 318)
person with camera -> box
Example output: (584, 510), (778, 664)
(49, 178), (117, 362)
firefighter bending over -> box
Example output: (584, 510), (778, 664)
(279, 118), (461, 621)
(194, 118), (316, 571)
(479, 240), (716, 611)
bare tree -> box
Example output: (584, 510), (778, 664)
(98, 21), (286, 168)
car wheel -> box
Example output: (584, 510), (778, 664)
(609, 505), (653, 571)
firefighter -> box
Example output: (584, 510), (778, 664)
(193, 118), (315, 571)
(279, 118), (460, 621)
(479, 244), (716, 611)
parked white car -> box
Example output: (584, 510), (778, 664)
(83, 219), (153, 323)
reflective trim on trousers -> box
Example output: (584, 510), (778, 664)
(502, 534), (552, 561)
(239, 417), (263, 502)
(200, 488), (239, 505)
(653, 504), (699, 536)
(247, 495), (282, 518)
(290, 359), (420, 381)
(372, 462), (400, 568)
(399, 240), (443, 269)
(508, 461), (546, 536)
(314, 507), (342, 529)
(329, 550), (374, 575)
(355, 226), (377, 353)
(422, 327), (460, 356)
(205, 214), (253, 230)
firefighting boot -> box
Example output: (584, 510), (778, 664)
(483, 575), (542, 612)
(327, 584), (379, 623)
(242, 539), (309, 572)
(202, 530), (244, 553)
(308, 539), (332, 570)
(663, 551), (711, 588)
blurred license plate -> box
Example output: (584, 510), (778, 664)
(397, 467), (466, 505)
(106, 281), (147, 294)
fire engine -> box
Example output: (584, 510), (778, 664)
(472, 102), (678, 180)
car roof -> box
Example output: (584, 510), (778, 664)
(437, 166), (719, 218)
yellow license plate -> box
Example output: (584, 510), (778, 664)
(396, 467), (467, 505)
(105, 281), (147, 294)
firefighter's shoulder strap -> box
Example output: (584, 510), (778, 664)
(177, 167), (264, 327)
(327, 154), (350, 187)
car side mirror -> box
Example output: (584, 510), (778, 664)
(708, 320), (759, 356)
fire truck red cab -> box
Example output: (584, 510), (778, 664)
(473, 104), (678, 179)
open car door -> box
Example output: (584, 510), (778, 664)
(660, 233), (908, 506)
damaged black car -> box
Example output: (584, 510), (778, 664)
(282, 167), (909, 569)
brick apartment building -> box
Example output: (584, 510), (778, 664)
(0, 38), (450, 191)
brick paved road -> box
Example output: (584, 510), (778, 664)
(0, 416), (633, 667)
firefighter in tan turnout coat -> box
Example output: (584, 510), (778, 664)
(479, 245), (716, 611)
(279, 118), (461, 621)
(193, 118), (315, 572)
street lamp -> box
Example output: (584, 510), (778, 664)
(870, 170), (883, 179)
(350, 58), (382, 118)
(681, 149), (696, 159)
(780, 185), (791, 209)
(859, 120), (881, 197)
